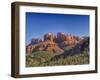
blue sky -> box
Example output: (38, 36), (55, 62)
(26, 12), (89, 45)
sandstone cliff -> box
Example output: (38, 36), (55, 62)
(26, 32), (87, 56)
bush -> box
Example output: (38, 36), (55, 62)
(32, 51), (54, 62)
(26, 52), (89, 67)
(26, 51), (54, 67)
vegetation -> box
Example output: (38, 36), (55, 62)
(26, 51), (89, 67)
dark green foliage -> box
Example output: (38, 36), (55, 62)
(26, 51), (55, 67)
(26, 37), (89, 67)
(26, 51), (89, 67)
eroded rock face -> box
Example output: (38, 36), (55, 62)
(64, 34), (74, 47)
(43, 41), (64, 54)
(44, 32), (54, 41)
(55, 33), (82, 48)
(26, 32), (83, 54)
(26, 41), (64, 54)
(57, 32), (66, 41)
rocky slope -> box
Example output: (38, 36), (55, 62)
(26, 32), (89, 56)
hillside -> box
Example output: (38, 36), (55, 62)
(26, 32), (89, 67)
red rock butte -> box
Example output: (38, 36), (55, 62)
(26, 32), (82, 54)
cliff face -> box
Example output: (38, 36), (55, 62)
(44, 32), (54, 41)
(26, 32), (86, 55)
(54, 32), (81, 48)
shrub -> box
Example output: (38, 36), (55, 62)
(26, 52), (89, 67)
(26, 51), (54, 67)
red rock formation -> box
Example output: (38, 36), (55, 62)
(65, 34), (75, 47)
(60, 34), (82, 48)
(27, 40), (64, 54)
(44, 32), (54, 41)
(43, 41), (64, 54)
(26, 46), (33, 54)
(57, 32), (66, 41)
(26, 32), (82, 54)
